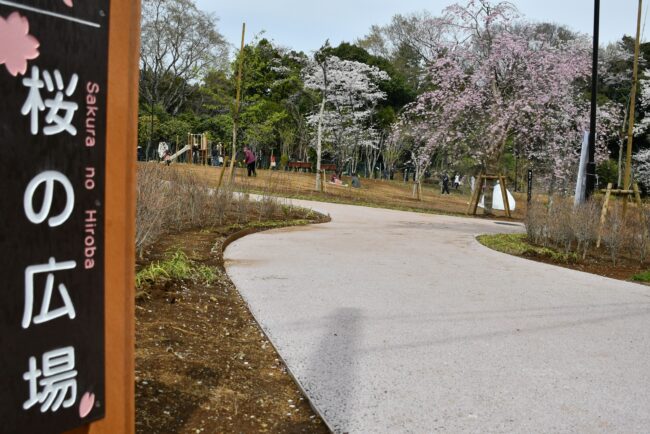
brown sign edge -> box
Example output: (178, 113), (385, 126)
(67, 0), (140, 433)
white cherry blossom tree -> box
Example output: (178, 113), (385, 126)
(303, 53), (389, 189)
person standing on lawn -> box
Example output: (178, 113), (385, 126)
(244, 146), (257, 177)
(351, 173), (361, 188)
(441, 173), (451, 194)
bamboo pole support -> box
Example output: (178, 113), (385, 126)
(215, 164), (227, 194)
(596, 183), (613, 248)
(633, 182), (648, 242)
(227, 23), (246, 183)
(623, 0), (643, 215)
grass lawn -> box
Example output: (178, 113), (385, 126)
(477, 233), (577, 262)
(478, 233), (650, 282)
(176, 164), (528, 220)
(631, 270), (650, 282)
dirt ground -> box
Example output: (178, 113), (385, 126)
(135, 226), (330, 434)
(179, 164), (527, 220)
(523, 249), (648, 282)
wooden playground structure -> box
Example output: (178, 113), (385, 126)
(186, 133), (210, 165)
(160, 132), (216, 165)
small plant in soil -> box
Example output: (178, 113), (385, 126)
(136, 250), (216, 290)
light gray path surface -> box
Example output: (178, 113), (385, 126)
(224, 200), (650, 433)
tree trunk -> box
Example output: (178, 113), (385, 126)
(483, 130), (511, 215)
(366, 154), (373, 179)
(315, 97), (326, 191)
(483, 178), (494, 215)
(413, 166), (423, 201)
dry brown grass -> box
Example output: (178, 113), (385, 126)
(136, 163), (307, 257)
(526, 196), (650, 265)
(177, 164), (528, 220)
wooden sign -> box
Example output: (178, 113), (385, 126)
(0, 0), (110, 431)
(0, 1), (139, 433)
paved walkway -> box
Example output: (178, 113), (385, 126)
(224, 200), (650, 433)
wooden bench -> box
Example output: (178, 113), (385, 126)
(288, 161), (312, 172)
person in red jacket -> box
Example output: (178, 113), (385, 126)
(244, 146), (257, 177)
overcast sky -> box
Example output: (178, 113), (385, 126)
(195, 1), (644, 54)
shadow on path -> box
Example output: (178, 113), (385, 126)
(304, 308), (362, 434)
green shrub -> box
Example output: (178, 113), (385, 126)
(136, 250), (217, 288)
(632, 270), (650, 282)
(280, 154), (289, 170)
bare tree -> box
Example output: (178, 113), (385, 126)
(140, 0), (228, 115)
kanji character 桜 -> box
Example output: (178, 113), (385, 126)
(43, 69), (78, 135)
(23, 347), (78, 413)
(20, 66), (45, 135)
(21, 66), (79, 136)
(23, 258), (77, 329)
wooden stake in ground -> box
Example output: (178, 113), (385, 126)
(597, 183), (613, 248)
(186, 132), (191, 164)
(596, 182), (643, 248)
(467, 173), (483, 216)
(596, 0), (644, 252)
(499, 176), (512, 218)
(227, 23), (247, 184)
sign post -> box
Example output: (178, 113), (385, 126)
(527, 170), (533, 203)
(0, 1), (139, 433)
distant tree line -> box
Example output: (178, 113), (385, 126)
(138, 0), (650, 194)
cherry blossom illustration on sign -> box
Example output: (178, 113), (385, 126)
(78, 392), (95, 418)
(0, 12), (40, 76)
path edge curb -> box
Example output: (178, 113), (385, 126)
(221, 216), (336, 433)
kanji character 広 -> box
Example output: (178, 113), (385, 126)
(23, 258), (77, 329)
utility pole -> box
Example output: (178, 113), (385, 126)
(586, 0), (600, 198)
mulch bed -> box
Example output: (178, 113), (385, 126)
(522, 249), (647, 282)
(135, 227), (330, 434)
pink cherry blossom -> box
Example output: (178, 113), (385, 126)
(398, 0), (622, 191)
(0, 12), (40, 76)
(63, 0), (74, 7)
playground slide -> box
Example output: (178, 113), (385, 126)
(164, 145), (190, 163)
